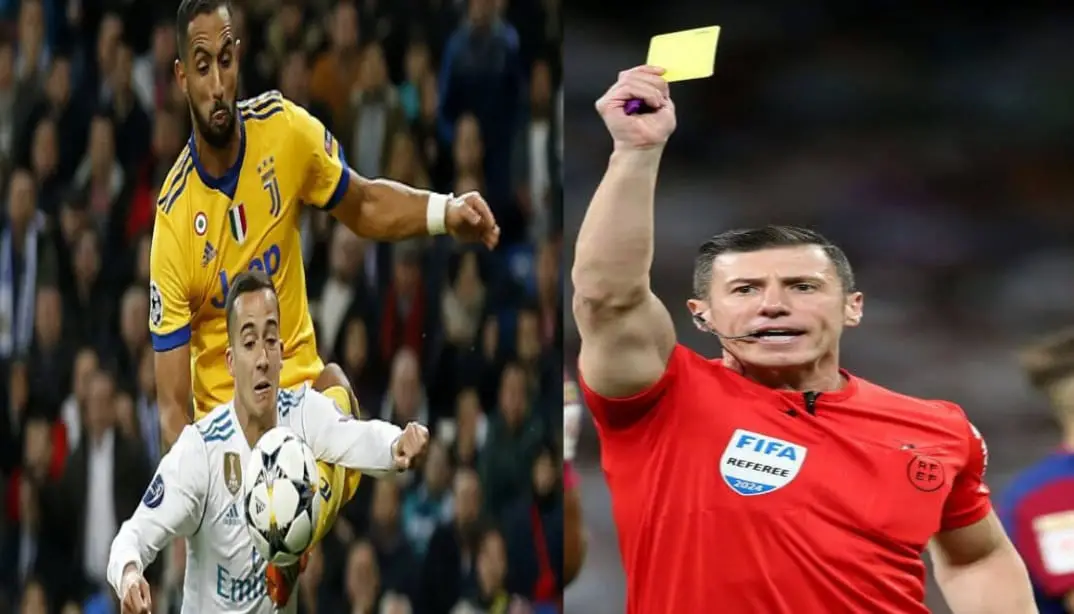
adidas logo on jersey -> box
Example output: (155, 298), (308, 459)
(224, 503), (242, 526)
(201, 241), (216, 268)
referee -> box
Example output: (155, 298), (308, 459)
(570, 65), (1036, 614)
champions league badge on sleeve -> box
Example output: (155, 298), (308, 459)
(143, 474), (165, 508)
(720, 429), (807, 496)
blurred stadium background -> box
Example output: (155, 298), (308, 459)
(564, 2), (1074, 613)
(0, 0), (563, 613)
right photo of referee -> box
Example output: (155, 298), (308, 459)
(563, 3), (1074, 614)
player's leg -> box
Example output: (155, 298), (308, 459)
(308, 379), (364, 546)
(312, 362), (365, 519)
(266, 364), (362, 606)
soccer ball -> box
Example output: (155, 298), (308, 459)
(243, 426), (322, 565)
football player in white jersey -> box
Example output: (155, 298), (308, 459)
(107, 270), (429, 613)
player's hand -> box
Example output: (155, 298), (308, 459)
(596, 65), (677, 150)
(446, 192), (500, 250)
(391, 422), (430, 470)
(119, 566), (152, 614)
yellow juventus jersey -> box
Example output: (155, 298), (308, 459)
(149, 91), (349, 418)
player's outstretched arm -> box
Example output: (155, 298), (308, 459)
(573, 66), (678, 399)
(295, 388), (407, 476)
(288, 100), (499, 249)
(108, 427), (208, 604)
(333, 172), (500, 249)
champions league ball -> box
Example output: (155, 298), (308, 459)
(243, 427), (322, 565)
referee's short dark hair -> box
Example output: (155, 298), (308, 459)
(224, 270), (278, 341)
(692, 225), (856, 299)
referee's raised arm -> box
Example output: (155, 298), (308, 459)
(572, 66), (679, 400)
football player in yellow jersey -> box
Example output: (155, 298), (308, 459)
(150, 0), (500, 605)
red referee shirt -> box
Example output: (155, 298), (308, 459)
(580, 344), (991, 614)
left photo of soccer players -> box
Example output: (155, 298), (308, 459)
(0, 0), (563, 612)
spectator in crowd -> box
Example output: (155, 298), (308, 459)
(403, 439), (455, 558)
(24, 284), (70, 415)
(452, 387), (486, 470)
(0, 40), (25, 173)
(64, 226), (112, 349)
(370, 478), (419, 598)
(421, 468), (486, 614)
(14, 0), (47, 87)
(318, 223), (368, 351)
(58, 346), (98, 453)
(503, 443), (562, 607)
(480, 362), (544, 518)
(344, 41), (407, 179)
(115, 285), (148, 394)
(512, 57), (557, 242)
(438, 0), (522, 210)
(454, 527), (520, 613)
(131, 17), (178, 115)
(336, 312), (383, 415)
(103, 42), (152, 170)
(42, 369), (151, 601)
(28, 118), (61, 217)
(1, 169), (52, 362)
(0, 0), (561, 611)
(20, 55), (85, 179)
(310, 0), (362, 129)
(345, 539), (382, 614)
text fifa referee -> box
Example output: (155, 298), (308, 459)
(570, 65), (1037, 614)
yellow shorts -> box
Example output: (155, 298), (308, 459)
(311, 385), (363, 546)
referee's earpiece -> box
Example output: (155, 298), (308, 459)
(691, 310), (756, 341)
(692, 312), (710, 333)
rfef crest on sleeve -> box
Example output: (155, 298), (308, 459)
(143, 474), (165, 508)
(223, 451), (242, 495)
(720, 429), (807, 496)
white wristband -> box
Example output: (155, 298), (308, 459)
(426, 193), (453, 235)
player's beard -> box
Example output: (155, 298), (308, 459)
(193, 99), (238, 150)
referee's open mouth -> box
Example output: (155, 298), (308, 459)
(748, 327), (806, 344)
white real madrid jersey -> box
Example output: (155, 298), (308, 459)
(106, 385), (403, 613)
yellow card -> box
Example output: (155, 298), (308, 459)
(646, 26), (721, 83)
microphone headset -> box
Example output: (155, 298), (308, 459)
(691, 313), (756, 341)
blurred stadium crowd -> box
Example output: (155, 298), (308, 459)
(0, 0), (563, 613)
(564, 3), (1074, 613)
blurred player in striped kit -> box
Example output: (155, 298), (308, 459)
(1001, 328), (1074, 613)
